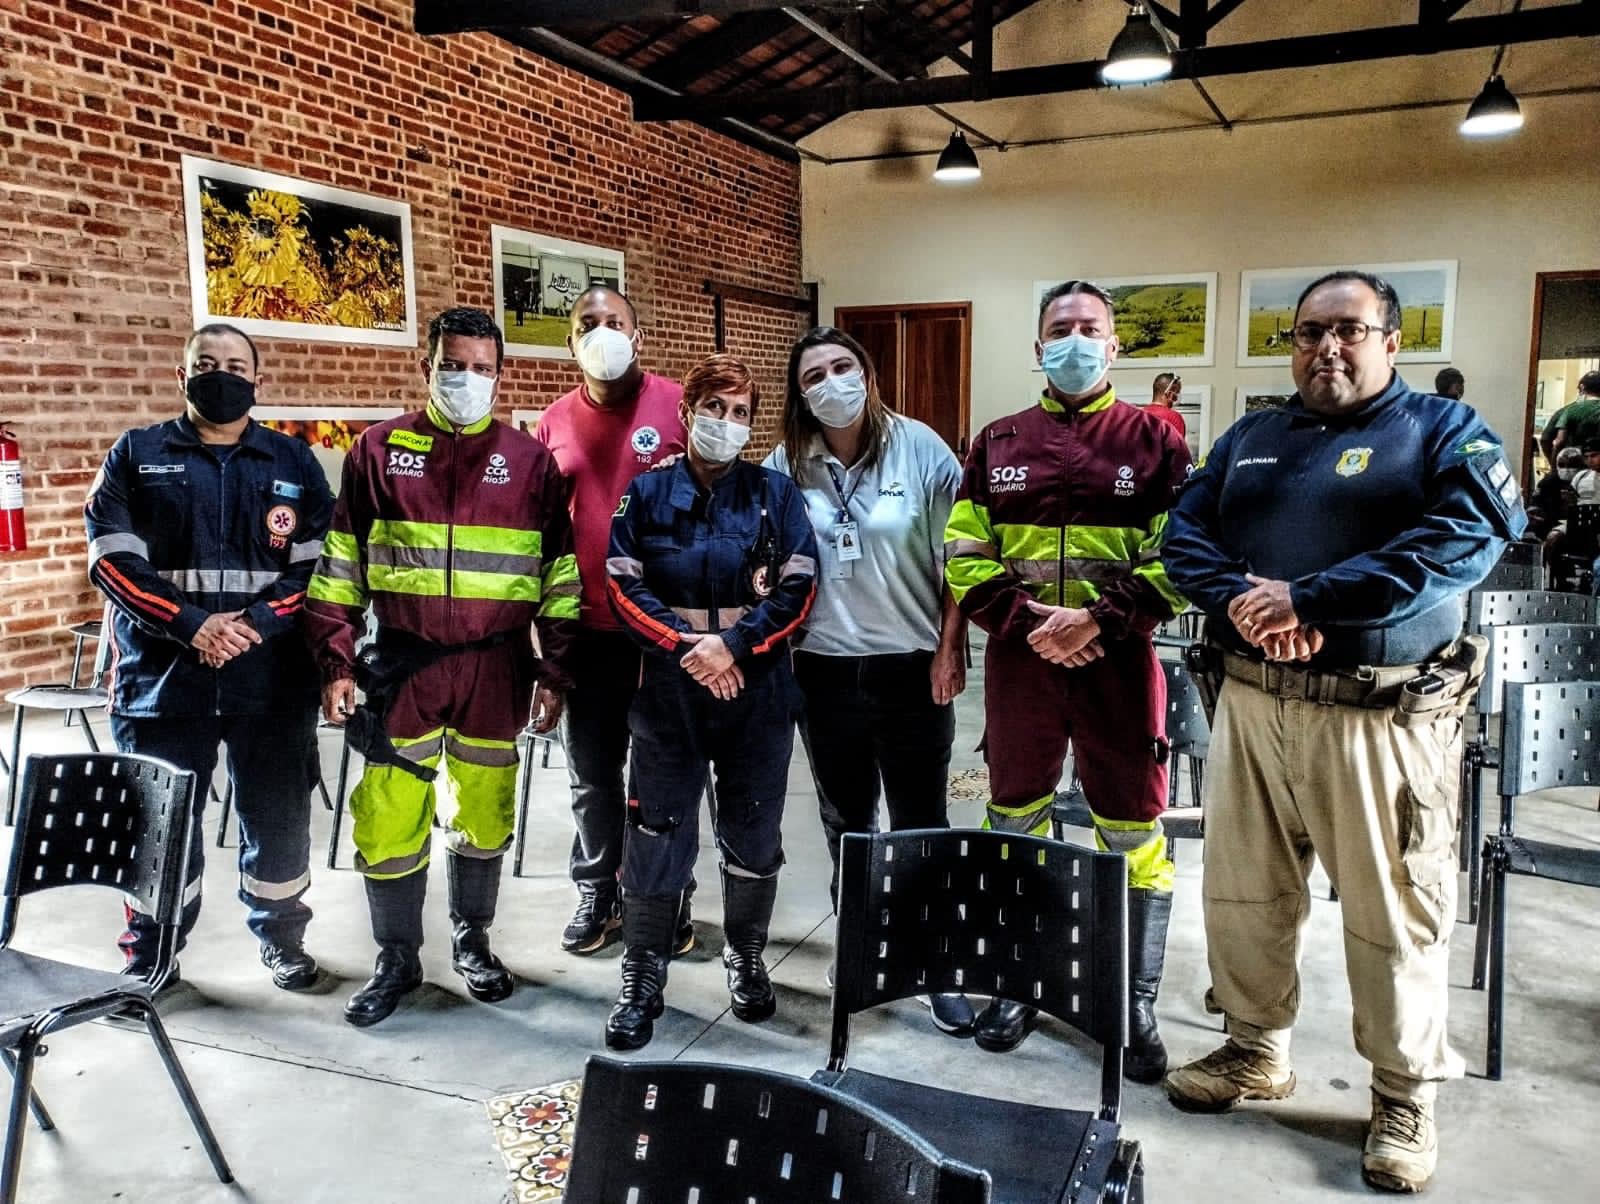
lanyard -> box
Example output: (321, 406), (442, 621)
(824, 460), (864, 525)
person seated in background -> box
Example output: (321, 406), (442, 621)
(1433, 367), (1465, 402)
(1527, 446), (1581, 541)
(1573, 439), (1600, 504)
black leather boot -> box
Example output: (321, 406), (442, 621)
(345, 872), (426, 1028)
(973, 999), (1037, 1052)
(1126, 888), (1173, 1084)
(604, 893), (677, 1051)
(721, 869), (778, 1023)
(448, 852), (513, 1003)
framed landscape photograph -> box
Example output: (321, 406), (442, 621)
(1233, 385), (1299, 418)
(1237, 261), (1457, 366)
(1033, 273), (1217, 368)
(254, 406), (404, 487)
(1115, 377), (1212, 460)
(493, 225), (624, 360)
(181, 157), (417, 347)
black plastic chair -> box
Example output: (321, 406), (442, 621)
(1552, 504), (1600, 592)
(1478, 554), (1544, 593)
(565, 1054), (990, 1203)
(816, 829), (1144, 1203)
(1053, 652), (1207, 859)
(1459, 623), (1600, 923)
(0, 753), (233, 1204)
(1471, 680), (1600, 1080)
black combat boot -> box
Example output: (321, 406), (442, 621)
(721, 869), (778, 1023)
(345, 872), (426, 1028)
(1126, 887), (1173, 1084)
(448, 852), (514, 1003)
(604, 892), (678, 1051)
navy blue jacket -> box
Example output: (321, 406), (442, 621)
(84, 416), (334, 717)
(606, 458), (818, 675)
(1164, 375), (1526, 668)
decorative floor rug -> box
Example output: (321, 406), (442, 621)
(485, 1078), (583, 1203)
(947, 767), (990, 802)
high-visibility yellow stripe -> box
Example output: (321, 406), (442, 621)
(370, 519), (449, 549)
(945, 498), (1006, 604)
(452, 570), (540, 602)
(323, 529), (361, 562)
(368, 564), (448, 597)
(539, 552), (580, 619)
(454, 525), (542, 557)
(1090, 808), (1174, 892)
(308, 574), (366, 606)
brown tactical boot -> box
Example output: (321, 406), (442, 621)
(1362, 1091), (1437, 1194)
(1163, 1039), (1296, 1112)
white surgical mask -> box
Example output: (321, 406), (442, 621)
(804, 370), (868, 428)
(430, 370), (496, 427)
(1559, 468), (1579, 482)
(689, 414), (750, 465)
(575, 326), (638, 382)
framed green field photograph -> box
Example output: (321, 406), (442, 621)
(492, 225), (624, 360)
(1033, 272), (1217, 369)
(1236, 261), (1457, 367)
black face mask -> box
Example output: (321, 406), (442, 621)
(186, 371), (256, 424)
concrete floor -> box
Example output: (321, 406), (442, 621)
(2, 642), (1598, 1203)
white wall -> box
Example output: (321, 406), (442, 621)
(801, 92), (1600, 464)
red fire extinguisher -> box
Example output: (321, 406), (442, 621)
(0, 422), (27, 553)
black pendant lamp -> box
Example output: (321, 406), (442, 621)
(1101, 3), (1172, 85)
(933, 130), (981, 182)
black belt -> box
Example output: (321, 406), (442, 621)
(1220, 650), (1418, 709)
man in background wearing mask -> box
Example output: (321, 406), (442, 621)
(945, 280), (1192, 1077)
(85, 323), (333, 992)
(305, 307), (580, 1027)
(533, 287), (689, 956)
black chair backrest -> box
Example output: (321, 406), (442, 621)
(0, 754), (196, 948)
(1466, 590), (1594, 637)
(564, 1055), (991, 1204)
(1163, 656), (1210, 758)
(1500, 680), (1600, 798)
(1478, 560), (1543, 592)
(1570, 505), (1600, 557)
(1479, 623), (1600, 717)
(1498, 541), (1542, 569)
(832, 830), (1127, 1116)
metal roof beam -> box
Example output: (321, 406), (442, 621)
(416, 1), (861, 34)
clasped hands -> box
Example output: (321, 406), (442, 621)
(191, 610), (260, 668)
(1228, 573), (1323, 663)
(680, 632), (744, 700)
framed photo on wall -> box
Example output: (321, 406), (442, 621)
(1114, 377), (1211, 460)
(492, 225), (624, 360)
(181, 157), (417, 347)
(253, 406), (404, 487)
(1033, 273), (1217, 369)
(1236, 261), (1457, 367)
(1233, 385), (1299, 418)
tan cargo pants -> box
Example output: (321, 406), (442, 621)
(1201, 676), (1465, 1103)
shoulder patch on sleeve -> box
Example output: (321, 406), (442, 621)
(614, 494), (629, 517)
(1466, 446), (1521, 522)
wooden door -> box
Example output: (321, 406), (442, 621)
(835, 302), (972, 453)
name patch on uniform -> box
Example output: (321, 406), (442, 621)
(272, 479), (302, 499)
(1335, 448), (1373, 477)
(138, 463), (185, 474)
(388, 430), (434, 453)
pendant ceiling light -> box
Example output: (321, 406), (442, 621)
(1101, 4), (1172, 85)
(1460, 73), (1524, 138)
(933, 130), (981, 182)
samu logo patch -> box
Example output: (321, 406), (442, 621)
(1335, 447), (1373, 477)
(631, 426), (661, 458)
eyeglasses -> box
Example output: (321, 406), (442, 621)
(1290, 320), (1393, 351)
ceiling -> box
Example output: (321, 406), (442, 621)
(413, 2), (1600, 162)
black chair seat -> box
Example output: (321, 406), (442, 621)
(3, 686), (108, 712)
(814, 1067), (1118, 1204)
(1497, 836), (1600, 889)
(0, 949), (146, 1046)
(1052, 791), (1202, 840)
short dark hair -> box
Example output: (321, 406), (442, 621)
(569, 285), (638, 327)
(426, 307), (503, 370)
(186, 323), (259, 371)
(1295, 270), (1401, 333)
(1581, 370), (1600, 397)
(1037, 280), (1115, 336)
(1153, 372), (1180, 396)
(1584, 439), (1600, 455)
(1434, 367), (1465, 394)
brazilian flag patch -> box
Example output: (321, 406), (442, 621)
(614, 494), (629, 517)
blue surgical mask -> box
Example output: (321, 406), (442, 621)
(1039, 334), (1110, 396)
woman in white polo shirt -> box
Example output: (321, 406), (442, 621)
(765, 326), (973, 1038)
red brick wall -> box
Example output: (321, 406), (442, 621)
(0, 0), (806, 697)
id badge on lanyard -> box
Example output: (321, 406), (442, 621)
(826, 462), (863, 578)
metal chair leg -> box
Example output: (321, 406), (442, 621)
(1472, 841), (1495, 991)
(328, 741), (352, 870)
(214, 780), (234, 849)
(0, 1037), (39, 1204)
(1465, 762), (1484, 924)
(315, 773), (333, 811)
(137, 1003), (233, 1183)
(75, 708), (100, 753)
(1485, 849), (1509, 1081)
(5, 707), (23, 827)
(512, 744), (534, 879)
(0, 1050), (50, 1132)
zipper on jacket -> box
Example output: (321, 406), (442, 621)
(444, 428), (457, 629)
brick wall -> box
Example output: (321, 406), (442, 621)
(0, 0), (806, 697)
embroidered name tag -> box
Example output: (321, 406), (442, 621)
(387, 430), (434, 452)
(272, 479), (302, 498)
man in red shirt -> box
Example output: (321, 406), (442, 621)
(1147, 374), (1187, 441)
(533, 287), (688, 954)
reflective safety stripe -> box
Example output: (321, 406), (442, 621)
(313, 554), (363, 582)
(669, 605), (753, 631)
(445, 831), (513, 858)
(454, 525), (542, 558)
(1090, 809), (1175, 893)
(453, 569), (540, 602)
(445, 731), (519, 768)
(392, 729), (446, 762)
(945, 498), (1007, 604)
(356, 844), (431, 880)
(369, 544), (447, 570)
(288, 539), (324, 564)
(88, 532), (149, 564)
(606, 556), (644, 579)
(323, 529), (362, 561)
(157, 568), (283, 593)
(124, 874), (202, 916)
(981, 793), (1054, 838)
(454, 549), (542, 579)
(540, 553), (581, 620)
(240, 868), (311, 901)
(308, 573), (366, 606)
(780, 553), (817, 578)
(370, 519), (449, 549)
(944, 537), (998, 560)
(367, 564), (447, 597)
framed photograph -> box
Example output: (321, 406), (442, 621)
(1033, 273), (1217, 368)
(254, 406), (404, 487)
(1236, 261), (1457, 366)
(1115, 377), (1211, 460)
(511, 408), (542, 434)
(1233, 386), (1299, 418)
(493, 225), (624, 360)
(181, 157), (417, 347)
